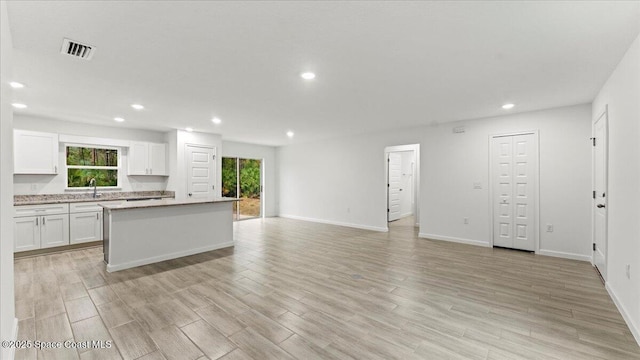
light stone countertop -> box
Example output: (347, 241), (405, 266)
(14, 191), (174, 206)
(100, 197), (240, 210)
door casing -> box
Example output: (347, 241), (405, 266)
(592, 106), (608, 281)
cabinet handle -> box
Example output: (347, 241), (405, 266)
(97, 213), (99, 220)
(42, 217), (45, 225)
(36, 218), (38, 226)
(150, 168), (152, 175)
(54, 166), (57, 173)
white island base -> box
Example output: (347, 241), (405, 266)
(101, 198), (237, 272)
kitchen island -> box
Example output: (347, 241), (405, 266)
(101, 197), (238, 272)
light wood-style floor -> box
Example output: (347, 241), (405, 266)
(14, 217), (640, 360)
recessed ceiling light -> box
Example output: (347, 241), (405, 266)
(114, 117), (125, 122)
(12, 103), (27, 109)
(300, 72), (316, 80)
(9, 82), (25, 89)
(502, 103), (515, 109)
(131, 104), (144, 110)
(185, 127), (194, 132)
(286, 131), (294, 138)
(211, 117), (221, 125)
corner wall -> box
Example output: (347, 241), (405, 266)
(1, 2), (17, 358)
(166, 130), (222, 200)
(593, 33), (640, 344)
(277, 104), (592, 260)
(422, 104), (592, 260)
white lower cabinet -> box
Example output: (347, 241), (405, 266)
(13, 214), (70, 251)
(40, 214), (70, 248)
(13, 216), (40, 252)
(70, 211), (102, 244)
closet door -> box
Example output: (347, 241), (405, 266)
(492, 133), (538, 251)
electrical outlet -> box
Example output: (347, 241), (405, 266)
(473, 182), (482, 189)
(464, 217), (469, 225)
(347, 207), (351, 213)
(626, 264), (631, 279)
(546, 224), (554, 232)
(30, 184), (37, 191)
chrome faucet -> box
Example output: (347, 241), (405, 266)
(89, 178), (97, 198)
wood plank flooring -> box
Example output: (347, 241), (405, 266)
(14, 217), (640, 359)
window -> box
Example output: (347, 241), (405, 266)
(66, 146), (119, 188)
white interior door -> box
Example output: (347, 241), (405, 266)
(388, 152), (402, 221)
(186, 145), (215, 198)
(492, 133), (538, 251)
(593, 111), (608, 280)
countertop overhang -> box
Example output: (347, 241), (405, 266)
(100, 197), (240, 210)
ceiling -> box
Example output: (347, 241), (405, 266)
(6, 1), (640, 146)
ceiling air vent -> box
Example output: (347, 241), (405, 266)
(60, 38), (95, 60)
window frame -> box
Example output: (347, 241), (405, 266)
(64, 143), (122, 190)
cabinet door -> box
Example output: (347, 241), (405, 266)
(128, 142), (149, 175)
(14, 217), (40, 252)
(40, 214), (69, 249)
(70, 212), (102, 244)
(149, 143), (167, 175)
(14, 130), (59, 174)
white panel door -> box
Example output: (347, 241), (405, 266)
(14, 130), (59, 174)
(492, 133), (537, 251)
(492, 137), (514, 248)
(512, 134), (537, 251)
(593, 111), (608, 280)
(14, 216), (40, 252)
(388, 152), (402, 221)
(70, 212), (102, 244)
(128, 142), (149, 175)
(186, 145), (215, 198)
(40, 214), (70, 249)
(149, 143), (167, 175)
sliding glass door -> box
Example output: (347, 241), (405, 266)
(221, 157), (262, 220)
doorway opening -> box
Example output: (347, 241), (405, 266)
(222, 157), (263, 220)
(385, 144), (420, 228)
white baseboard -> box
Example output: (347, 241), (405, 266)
(418, 233), (490, 247)
(537, 249), (591, 262)
(2, 317), (18, 360)
(279, 214), (388, 232)
(106, 242), (235, 272)
(606, 283), (640, 347)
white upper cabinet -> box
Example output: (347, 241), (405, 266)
(14, 130), (59, 174)
(128, 142), (168, 176)
(149, 143), (167, 176)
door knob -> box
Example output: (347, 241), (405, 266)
(188, 193), (192, 197)
(597, 204), (606, 208)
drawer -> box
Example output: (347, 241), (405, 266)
(70, 202), (103, 213)
(71, 201), (125, 213)
(14, 203), (69, 217)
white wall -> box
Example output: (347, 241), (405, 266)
(278, 104), (592, 259)
(1, 2), (16, 358)
(422, 104), (592, 261)
(593, 34), (640, 344)
(13, 115), (169, 195)
(222, 141), (278, 217)
(167, 130), (222, 200)
(278, 129), (424, 231)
